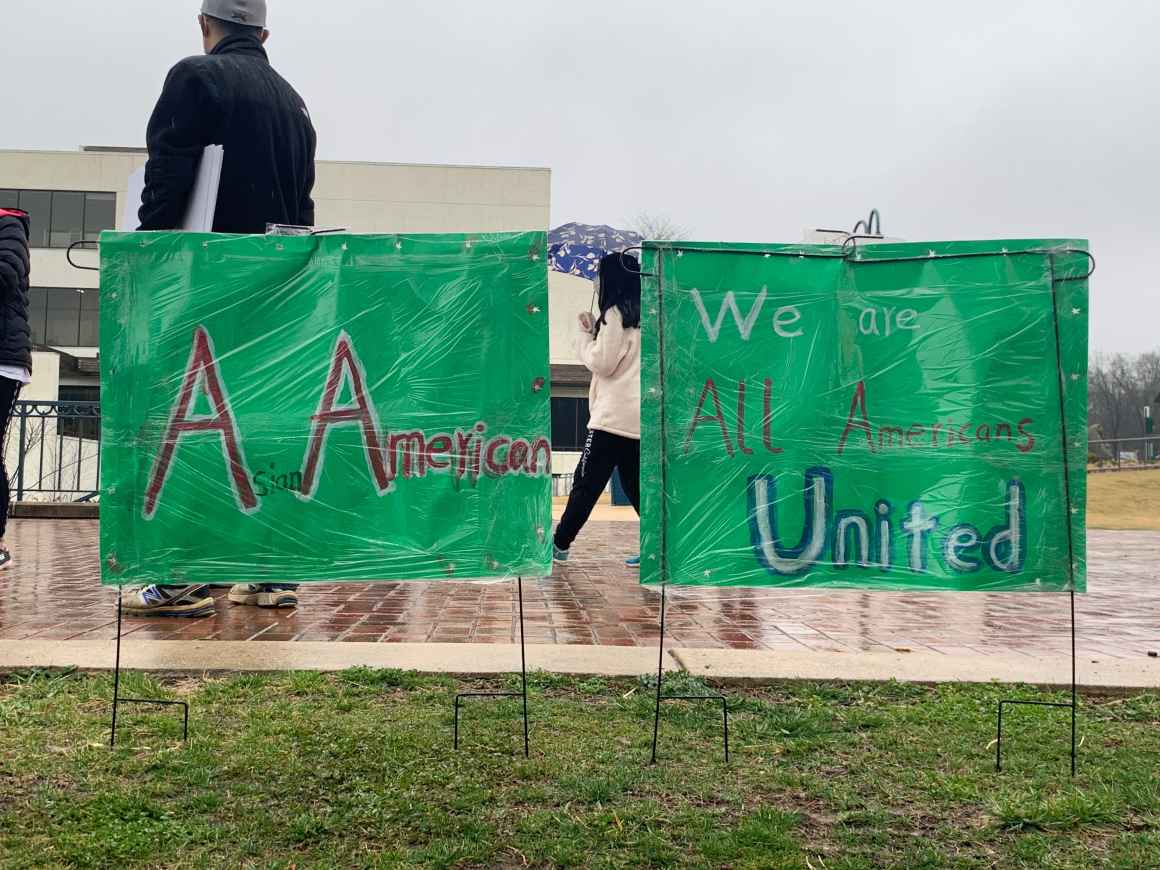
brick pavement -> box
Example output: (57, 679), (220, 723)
(0, 520), (1157, 662)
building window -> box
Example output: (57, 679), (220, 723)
(45, 289), (82, 345)
(28, 288), (98, 348)
(28, 290), (48, 345)
(14, 191), (51, 248)
(0, 189), (117, 249)
(551, 397), (590, 451)
(59, 385), (101, 404)
(50, 191), (85, 248)
(78, 291), (100, 346)
(83, 193), (116, 241)
(58, 385), (101, 440)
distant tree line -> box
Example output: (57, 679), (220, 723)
(1089, 351), (1160, 442)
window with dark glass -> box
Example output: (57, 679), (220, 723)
(28, 288), (100, 347)
(59, 385), (100, 403)
(58, 385), (101, 440)
(1, 190), (117, 248)
(49, 191), (85, 248)
(45, 289), (82, 345)
(28, 290), (47, 345)
(550, 397), (590, 451)
(78, 290), (100, 346)
(84, 193), (116, 241)
(28, 288), (101, 347)
(18, 191), (52, 248)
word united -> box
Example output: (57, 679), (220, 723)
(143, 327), (550, 519)
(748, 469), (1026, 576)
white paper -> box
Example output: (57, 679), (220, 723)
(119, 167), (146, 231)
(119, 145), (223, 232)
(184, 145), (223, 231)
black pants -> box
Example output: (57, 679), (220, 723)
(0, 376), (19, 539)
(554, 429), (640, 551)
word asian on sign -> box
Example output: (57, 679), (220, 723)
(100, 232), (552, 585)
(640, 239), (1089, 591)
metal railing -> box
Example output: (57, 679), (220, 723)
(1, 405), (590, 505)
(7, 400), (101, 502)
(1088, 435), (1160, 468)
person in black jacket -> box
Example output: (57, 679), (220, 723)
(124, 0), (313, 617)
(137, 0), (316, 234)
(0, 208), (33, 571)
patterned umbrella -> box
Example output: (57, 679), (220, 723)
(548, 222), (642, 280)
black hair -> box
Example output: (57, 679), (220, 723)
(595, 252), (642, 335)
(205, 15), (264, 39)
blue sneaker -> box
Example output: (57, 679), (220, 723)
(121, 584), (215, 618)
(625, 554), (640, 568)
(228, 584), (299, 608)
(553, 545), (570, 563)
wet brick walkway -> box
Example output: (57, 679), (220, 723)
(0, 520), (1157, 661)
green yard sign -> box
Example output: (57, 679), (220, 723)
(640, 240), (1090, 591)
(99, 232), (552, 586)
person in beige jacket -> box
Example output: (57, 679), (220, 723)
(554, 253), (642, 567)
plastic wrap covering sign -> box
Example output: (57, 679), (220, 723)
(640, 240), (1089, 591)
(99, 232), (552, 586)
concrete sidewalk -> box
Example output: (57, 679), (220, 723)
(1, 519), (1158, 689)
(2, 638), (1156, 689)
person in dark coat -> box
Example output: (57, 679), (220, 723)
(124, 0), (314, 617)
(137, 0), (317, 234)
(0, 208), (33, 571)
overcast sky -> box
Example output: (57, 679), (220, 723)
(5, 0), (1157, 352)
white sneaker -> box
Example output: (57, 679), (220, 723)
(228, 584), (299, 608)
(122, 584), (215, 617)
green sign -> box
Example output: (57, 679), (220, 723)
(100, 232), (552, 586)
(640, 240), (1089, 591)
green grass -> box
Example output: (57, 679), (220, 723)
(1, 670), (1157, 868)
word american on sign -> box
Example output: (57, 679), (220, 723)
(143, 325), (551, 520)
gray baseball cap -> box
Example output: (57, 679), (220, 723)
(201, 0), (267, 27)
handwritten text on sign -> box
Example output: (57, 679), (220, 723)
(100, 231), (552, 585)
(144, 326), (550, 519)
(640, 241), (1088, 591)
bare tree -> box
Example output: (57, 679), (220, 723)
(628, 212), (689, 242)
(1135, 352), (1160, 406)
(1089, 353), (1146, 442)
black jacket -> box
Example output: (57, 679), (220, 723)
(0, 210), (32, 372)
(139, 35), (317, 234)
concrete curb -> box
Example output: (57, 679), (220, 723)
(0, 640), (675, 677)
(2, 640), (1158, 689)
(670, 648), (1160, 690)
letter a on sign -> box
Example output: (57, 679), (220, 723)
(143, 326), (257, 519)
(300, 331), (391, 497)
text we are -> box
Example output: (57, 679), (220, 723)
(690, 289), (921, 342)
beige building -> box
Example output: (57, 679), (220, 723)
(0, 146), (597, 494)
